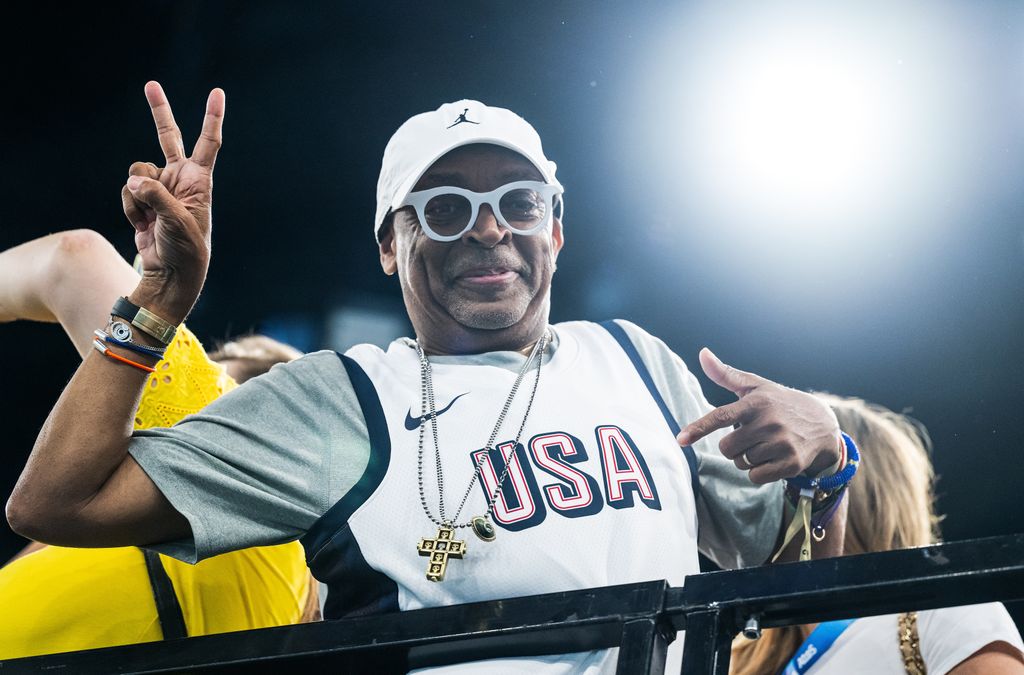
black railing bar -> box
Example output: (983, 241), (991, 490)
(680, 534), (1024, 605)
(407, 622), (625, 670)
(6, 535), (1023, 674)
(668, 571), (1024, 616)
(2, 581), (669, 674)
(0, 620), (616, 675)
(615, 617), (671, 675)
(685, 582), (1022, 634)
(679, 608), (732, 675)
(0, 619), (619, 674)
(665, 534), (1024, 631)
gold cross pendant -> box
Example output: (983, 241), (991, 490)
(417, 526), (466, 582)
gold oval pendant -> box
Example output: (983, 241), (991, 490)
(471, 516), (496, 542)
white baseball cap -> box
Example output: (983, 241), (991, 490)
(374, 99), (562, 241)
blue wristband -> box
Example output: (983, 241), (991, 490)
(94, 329), (166, 360)
(786, 432), (860, 492)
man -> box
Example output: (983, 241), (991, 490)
(7, 83), (848, 672)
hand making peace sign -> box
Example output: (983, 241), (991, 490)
(120, 81), (225, 323)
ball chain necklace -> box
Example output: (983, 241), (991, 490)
(414, 330), (549, 582)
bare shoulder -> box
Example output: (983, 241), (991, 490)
(948, 642), (1024, 675)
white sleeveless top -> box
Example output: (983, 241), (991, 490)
(809, 603), (1023, 674)
(339, 320), (700, 673)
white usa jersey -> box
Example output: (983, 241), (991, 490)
(301, 320), (701, 673)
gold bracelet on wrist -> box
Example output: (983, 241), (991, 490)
(111, 296), (177, 345)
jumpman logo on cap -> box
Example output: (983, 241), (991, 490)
(446, 109), (480, 129)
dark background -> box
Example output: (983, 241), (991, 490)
(2, 0), (1022, 627)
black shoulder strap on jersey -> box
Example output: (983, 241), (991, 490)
(301, 352), (394, 559)
(299, 352), (400, 622)
(599, 320), (701, 499)
(142, 549), (188, 640)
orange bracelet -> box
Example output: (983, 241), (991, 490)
(92, 339), (156, 373)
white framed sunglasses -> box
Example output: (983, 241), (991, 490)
(398, 181), (564, 242)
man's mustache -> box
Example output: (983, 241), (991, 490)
(446, 252), (531, 279)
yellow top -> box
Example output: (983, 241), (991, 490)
(133, 325), (238, 429)
(0, 326), (311, 659)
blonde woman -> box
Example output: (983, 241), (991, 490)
(731, 395), (1024, 675)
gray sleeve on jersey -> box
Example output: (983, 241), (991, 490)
(613, 320), (783, 569)
(128, 350), (371, 563)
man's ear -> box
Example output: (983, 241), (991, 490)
(550, 216), (564, 263)
(379, 217), (398, 275)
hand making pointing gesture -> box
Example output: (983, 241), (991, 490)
(121, 81), (225, 324)
(677, 348), (842, 484)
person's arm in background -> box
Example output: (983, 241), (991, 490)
(0, 229), (142, 564)
(950, 643), (1024, 675)
(2, 541), (46, 566)
(6, 81), (223, 548)
(0, 230), (141, 356)
(928, 603), (1024, 674)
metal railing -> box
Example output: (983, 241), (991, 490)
(3, 534), (1023, 674)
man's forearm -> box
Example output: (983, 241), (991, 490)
(7, 82), (222, 548)
(6, 347), (153, 543)
(6, 283), (189, 546)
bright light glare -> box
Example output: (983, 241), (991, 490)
(713, 49), (883, 213)
(684, 29), (899, 229)
(622, 1), (983, 253)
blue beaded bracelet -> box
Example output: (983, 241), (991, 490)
(786, 432), (860, 492)
(94, 329), (166, 361)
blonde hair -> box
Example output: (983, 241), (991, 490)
(730, 394), (941, 675)
(207, 334), (303, 384)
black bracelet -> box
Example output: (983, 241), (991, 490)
(112, 296), (177, 345)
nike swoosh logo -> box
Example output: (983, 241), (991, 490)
(405, 392), (470, 430)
